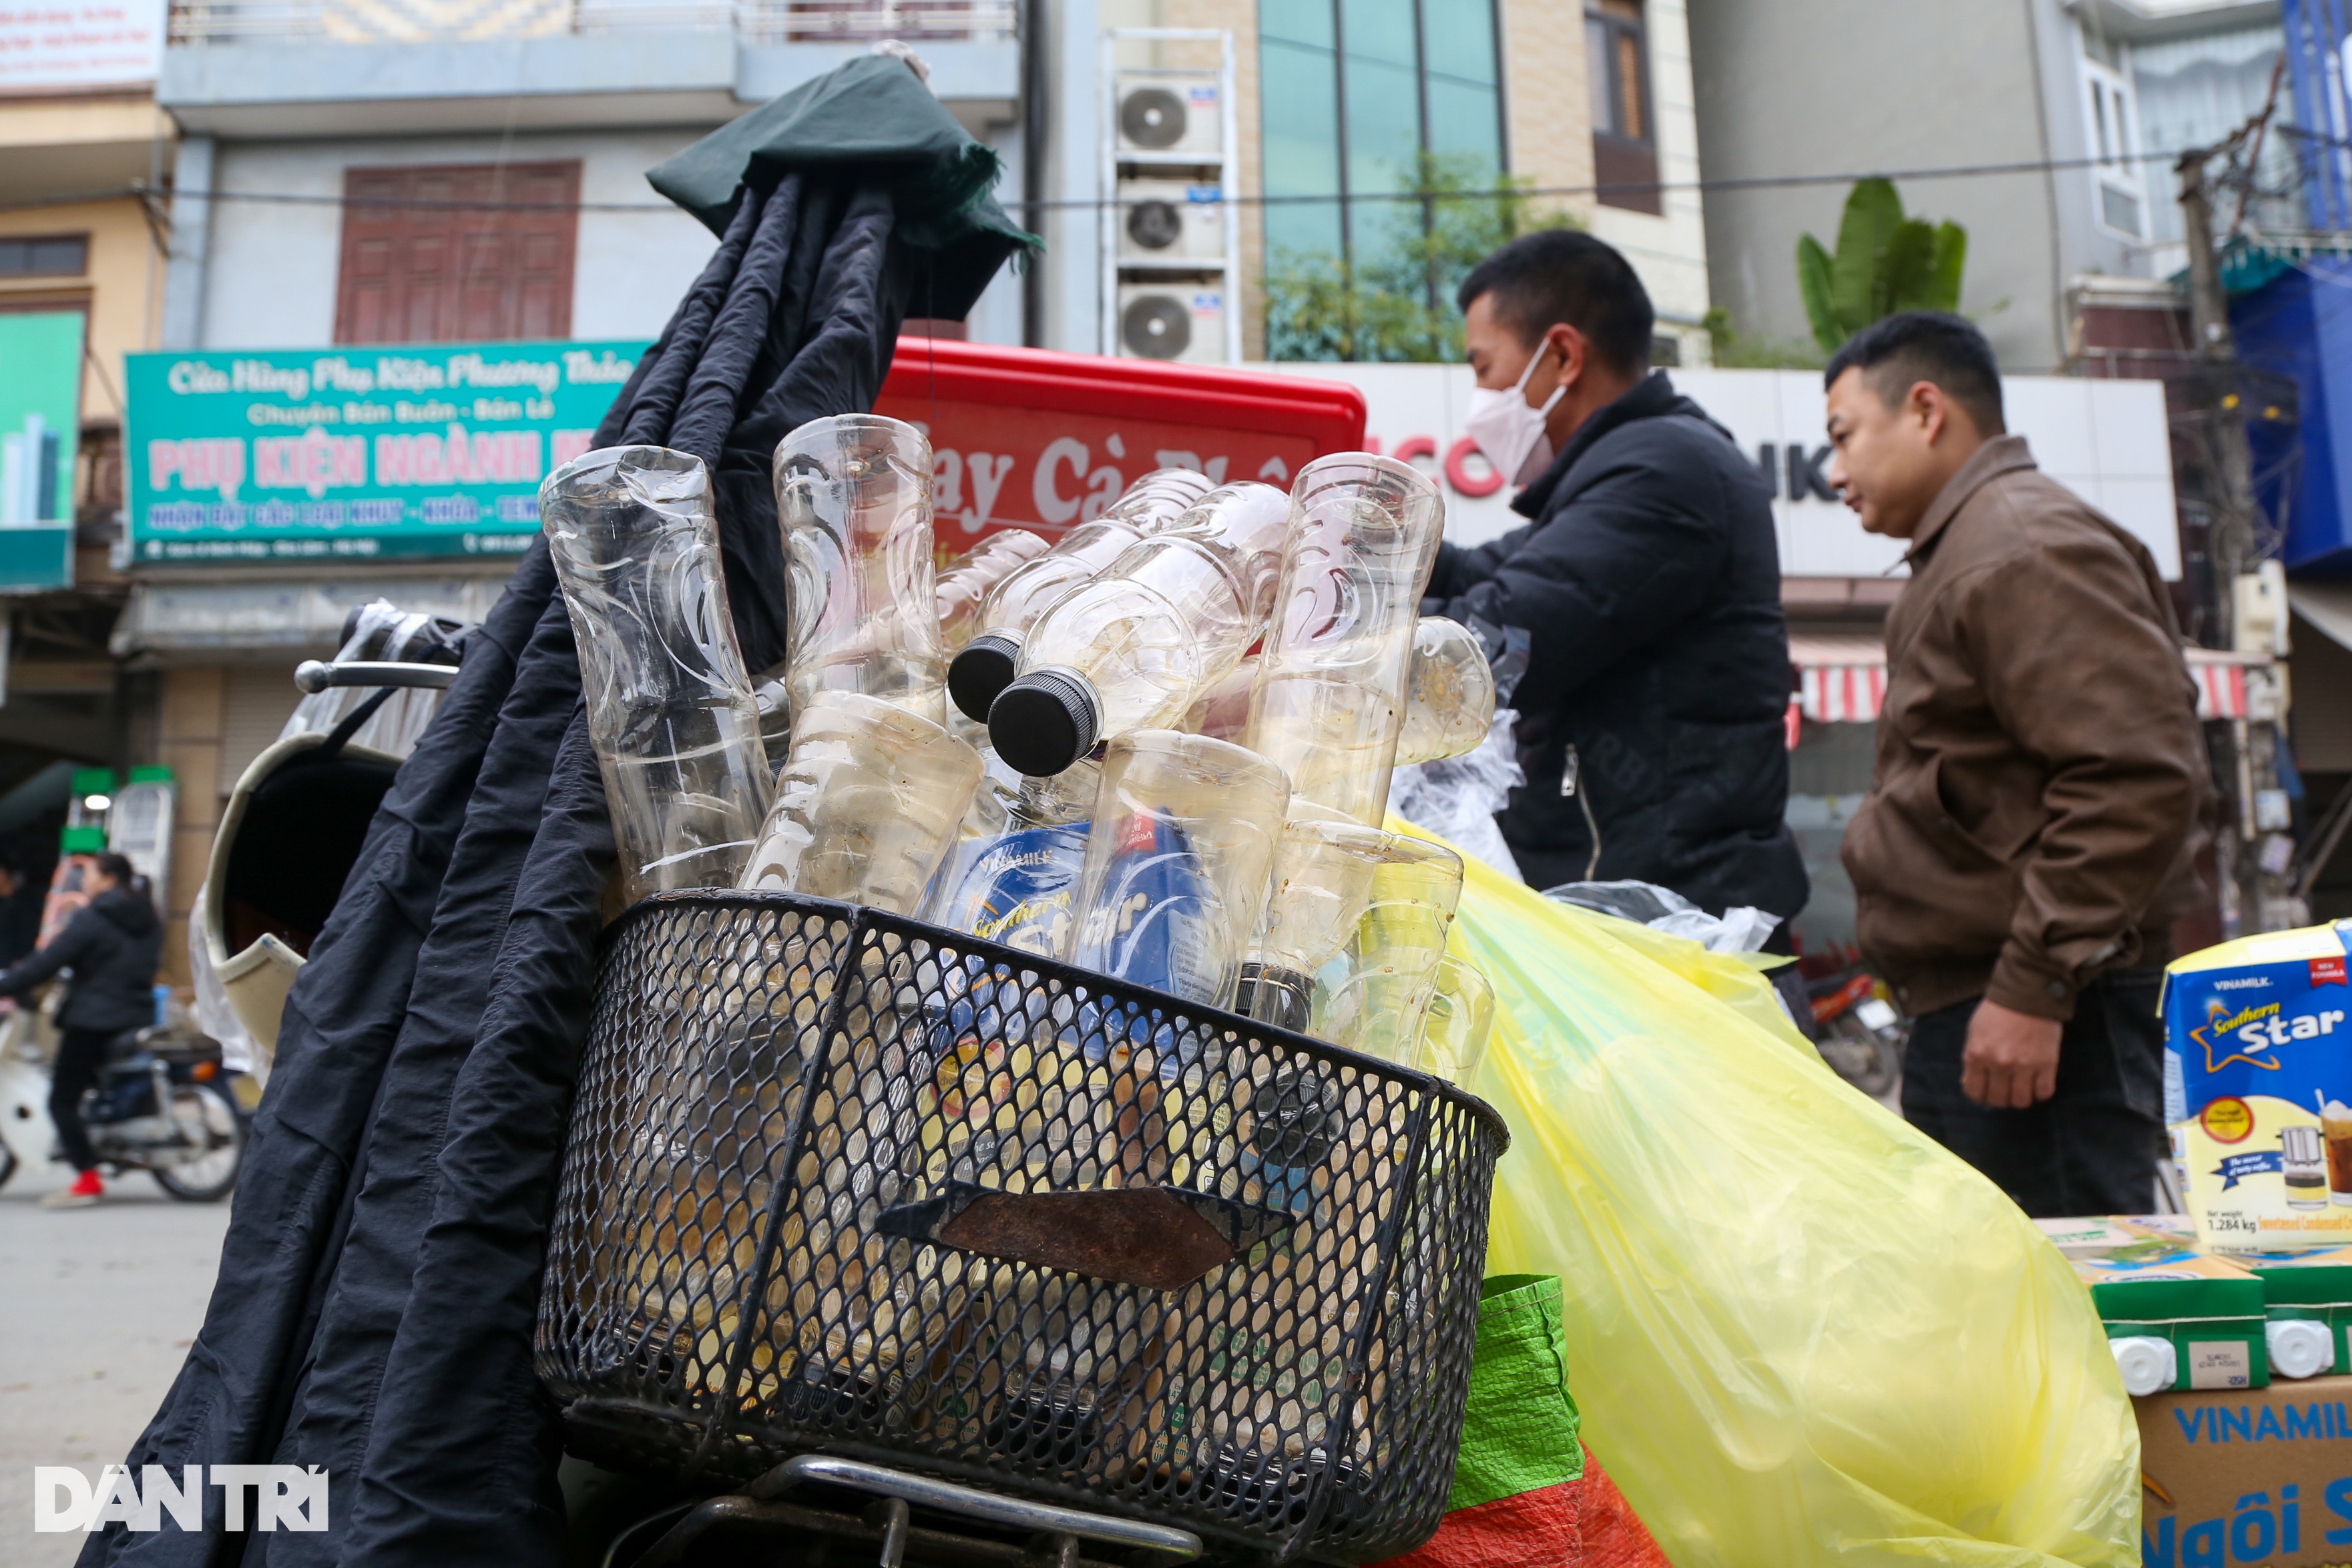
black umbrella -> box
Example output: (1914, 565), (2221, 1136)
(82, 53), (1032, 1568)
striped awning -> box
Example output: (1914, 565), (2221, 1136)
(1787, 633), (2275, 727)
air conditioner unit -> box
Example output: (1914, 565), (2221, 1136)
(1114, 73), (1223, 158)
(1117, 283), (1226, 364)
(1116, 179), (1226, 263)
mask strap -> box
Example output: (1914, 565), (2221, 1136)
(1517, 336), (1570, 417)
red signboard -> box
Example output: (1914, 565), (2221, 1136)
(875, 338), (1367, 556)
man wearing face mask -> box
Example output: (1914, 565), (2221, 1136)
(1425, 230), (1807, 929)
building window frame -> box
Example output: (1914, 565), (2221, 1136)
(0, 234), (91, 280)
(332, 161), (581, 346)
(1586, 0), (1660, 215)
(2079, 37), (2150, 242)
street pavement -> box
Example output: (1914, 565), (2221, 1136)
(1, 1157), (232, 1566)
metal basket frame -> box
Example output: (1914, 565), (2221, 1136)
(537, 891), (1508, 1564)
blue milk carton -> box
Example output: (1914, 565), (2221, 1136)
(2164, 922), (2352, 1252)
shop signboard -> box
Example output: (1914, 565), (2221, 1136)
(126, 340), (648, 565)
(1254, 362), (2184, 580)
(0, 310), (85, 592)
(0, 0), (164, 91)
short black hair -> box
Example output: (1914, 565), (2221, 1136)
(1823, 312), (2006, 435)
(1457, 230), (1654, 378)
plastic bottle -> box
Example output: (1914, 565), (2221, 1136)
(989, 483), (1292, 779)
(738, 690), (984, 914)
(947, 468), (1217, 722)
(1240, 808), (1385, 1034)
(773, 414), (946, 724)
(935, 529), (1052, 654)
(1178, 654), (1257, 742)
(1395, 617), (1498, 766)
(922, 754), (1100, 957)
(1324, 836), (1465, 1061)
(541, 444), (771, 900)
(1242, 455), (1446, 824)
(1068, 730), (1290, 1007)
(1415, 953), (1495, 1089)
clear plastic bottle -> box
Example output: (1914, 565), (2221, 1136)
(541, 444), (772, 900)
(774, 414), (946, 724)
(1319, 836), (1465, 1061)
(1177, 654), (1257, 742)
(935, 529), (1051, 654)
(921, 753), (1099, 956)
(1068, 730), (1290, 1007)
(989, 483), (1292, 779)
(1415, 953), (1495, 1089)
(1242, 455), (1446, 824)
(947, 468), (1217, 722)
(1240, 808), (1385, 1034)
(1395, 616), (1498, 766)
(739, 690), (984, 914)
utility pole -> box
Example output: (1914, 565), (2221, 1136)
(2178, 147), (2259, 635)
(2179, 140), (2295, 933)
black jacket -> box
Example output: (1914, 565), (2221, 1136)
(0, 886), (162, 1035)
(1425, 372), (1809, 918)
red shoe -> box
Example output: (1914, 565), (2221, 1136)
(41, 1169), (102, 1208)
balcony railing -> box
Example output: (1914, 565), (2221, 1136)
(166, 0), (1015, 45)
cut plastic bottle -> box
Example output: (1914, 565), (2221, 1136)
(541, 444), (771, 900)
(1243, 455), (1445, 824)
(738, 690), (983, 914)
(1068, 730), (1290, 1007)
(989, 482), (1292, 779)
(1415, 952), (1496, 1089)
(1395, 616), (1498, 766)
(774, 414), (947, 724)
(948, 467), (1217, 722)
(935, 529), (1052, 654)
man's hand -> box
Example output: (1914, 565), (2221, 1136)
(1962, 999), (2063, 1109)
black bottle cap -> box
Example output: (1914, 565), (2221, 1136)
(949, 631), (1024, 722)
(988, 667), (1100, 778)
(1237, 963), (1315, 1035)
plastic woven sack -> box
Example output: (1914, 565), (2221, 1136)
(1392, 822), (2140, 1568)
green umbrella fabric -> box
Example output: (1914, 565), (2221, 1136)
(650, 52), (1037, 322)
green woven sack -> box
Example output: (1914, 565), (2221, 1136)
(1447, 1274), (1586, 1513)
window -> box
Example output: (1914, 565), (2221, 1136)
(334, 162), (581, 345)
(0, 236), (89, 278)
(1587, 0), (1658, 214)
(1258, 0), (1506, 277)
(2078, 36), (2148, 240)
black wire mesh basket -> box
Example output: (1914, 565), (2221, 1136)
(537, 892), (1510, 1564)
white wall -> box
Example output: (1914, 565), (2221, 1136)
(200, 129), (718, 349)
(1251, 362), (2183, 579)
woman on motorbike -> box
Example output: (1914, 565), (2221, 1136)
(2, 853), (162, 1208)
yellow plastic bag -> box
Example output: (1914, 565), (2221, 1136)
(1394, 822), (2140, 1567)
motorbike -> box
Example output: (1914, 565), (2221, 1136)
(1805, 957), (1908, 1100)
(0, 1011), (250, 1201)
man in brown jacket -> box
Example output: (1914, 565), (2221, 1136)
(1826, 313), (2209, 1217)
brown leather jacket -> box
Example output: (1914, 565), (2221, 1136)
(1841, 435), (2210, 1021)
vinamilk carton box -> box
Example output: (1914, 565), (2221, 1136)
(2035, 1217), (2269, 1391)
(2137, 1375), (2352, 1568)
(2163, 923), (2352, 1252)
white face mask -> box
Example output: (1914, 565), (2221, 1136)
(1463, 340), (1568, 487)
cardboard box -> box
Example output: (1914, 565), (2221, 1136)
(2138, 1375), (2352, 1566)
(2038, 1217), (2270, 1390)
(2163, 923), (2352, 1253)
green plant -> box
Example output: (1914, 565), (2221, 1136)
(1700, 308), (1826, 370)
(1264, 155), (1578, 362)
(1795, 178), (1967, 354)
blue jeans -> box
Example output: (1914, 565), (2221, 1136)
(1900, 967), (2167, 1218)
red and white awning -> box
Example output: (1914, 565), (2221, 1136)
(1786, 633), (2273, 732)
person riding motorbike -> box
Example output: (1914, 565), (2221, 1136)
(1, 852), (163, 1208)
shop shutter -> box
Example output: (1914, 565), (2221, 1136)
(219, 664), (303, 796)
(335, 162), (581, 345)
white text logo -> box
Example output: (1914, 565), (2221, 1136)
(32, 1466), (327, 1533)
